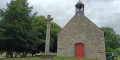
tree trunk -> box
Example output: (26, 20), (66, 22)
(6, 52), (10, 58)
(32, 53), (34, 57)
(25, 52), (28, 57)
(10, 52), (13, 58)
(15, 52), (17, 57)
(23, 52), (25, 57)
(6, 52), (8, 58)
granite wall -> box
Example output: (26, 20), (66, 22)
(57, 13), (106, 60)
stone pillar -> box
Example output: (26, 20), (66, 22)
(35, 15), (55, 60)
(45, 15), (53, 53)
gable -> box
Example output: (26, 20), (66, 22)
(58, 13), (104, 36)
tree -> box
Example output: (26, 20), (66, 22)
(31, 16), (61, 54)
(50, 22), (61, 53)
(28, 16), (46, 56)
(0, 0), (36, 57)
(101, 27), (120, 57)
(0, 9), (5, 20)
(0, 20), (6, 53)
(101, 27), (120, 49)
(0, 0), (61, 57)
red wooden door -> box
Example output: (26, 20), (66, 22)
(75, 43), (84, 58)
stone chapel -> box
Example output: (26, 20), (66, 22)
(57, 0), (106, 60)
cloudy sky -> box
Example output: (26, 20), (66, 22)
(0, 0), (120, 34)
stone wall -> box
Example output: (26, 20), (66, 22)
(57, 13), (106, 60)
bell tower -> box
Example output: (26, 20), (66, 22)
(75, 0), (84, 14)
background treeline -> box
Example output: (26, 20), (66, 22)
(0, 0), (61, 58)
(101, 27), (120, 56)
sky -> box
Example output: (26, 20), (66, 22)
(0, 0), (120, 34)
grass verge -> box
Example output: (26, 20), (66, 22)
(54, 56), (97, 60)
(0, 57), (39, 60)
(0, 56), (98, 60)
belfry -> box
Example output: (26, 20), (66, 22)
(57, 0), (106, 60)
(75, 0), (84, 14)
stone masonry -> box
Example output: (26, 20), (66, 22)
(57, 13), (106, 60)
(45, 15), (53, 53)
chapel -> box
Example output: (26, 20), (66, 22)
(57, 0), (106, 60)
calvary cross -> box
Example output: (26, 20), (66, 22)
(45, 15), (53, 53)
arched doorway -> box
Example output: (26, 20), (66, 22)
(75, 43), (84, 58)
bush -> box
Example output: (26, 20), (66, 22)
(20, 53), (27, 57)
(106, 48), (117, 60)
(0, 52), (3, 54)
(116, 48), (120, 55)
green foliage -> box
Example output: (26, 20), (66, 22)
(0, 0), (36, 57)
(0, 52), (3, 54)
(101, 27), (120, 49)
(0, 9), (5, 20)
(31, 16), (61, 53)
(30, 16), (46, 53)
(116, 48), (120, 55)
(101, 27), (120, 58)
(0, 0), (61, 57)
(106, 47), (117, 57)
(50, 22), (61, 52)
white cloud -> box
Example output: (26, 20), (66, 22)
(84, 0), (120, 34)
(0, 0), (120, 34)
(0, 0), (10, 9)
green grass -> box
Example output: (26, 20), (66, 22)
(0, 57), (39, 60)
(117, 56), (120, 60)
(54, 56), (97, 60)
(0, 56), (98, 60)
(1, 56), (120, 60)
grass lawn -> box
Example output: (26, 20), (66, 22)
(117, 56), (120, 60)
(0, 56), (98, 60)
(1, 56), (120, 60)
(0, 57), (39, 60)
(54, 56), (97, 60)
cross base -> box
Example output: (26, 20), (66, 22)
(36, 53), (56, 60)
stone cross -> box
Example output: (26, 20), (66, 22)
(45, 15), (53, 53)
